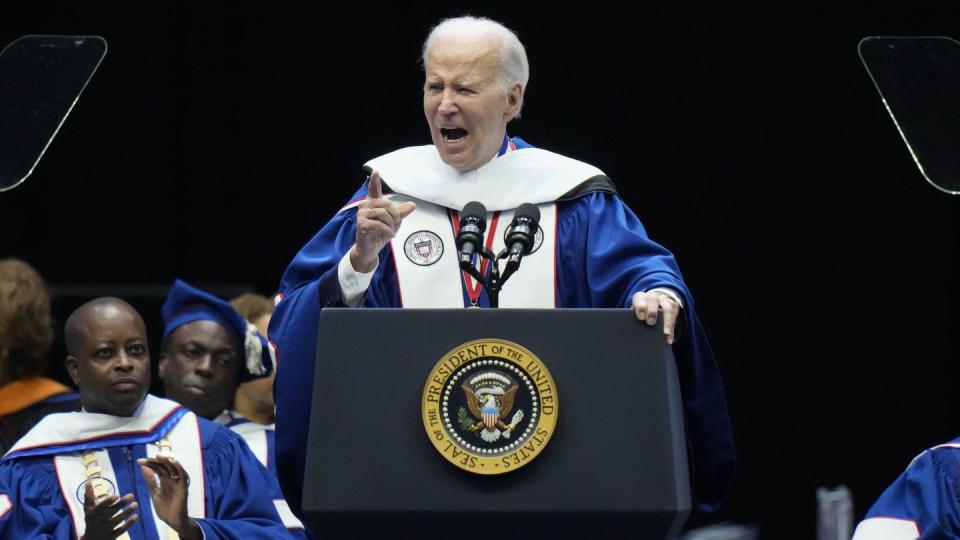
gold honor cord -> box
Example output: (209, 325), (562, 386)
(81, 451), (132, 540)
(154, 438), (180, 540)
(81, 438), (180, 540)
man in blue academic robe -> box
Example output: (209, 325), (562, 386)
(269, 15), (735, 519)
(159, 279), (279, 475)
(0, 297), (303, 539)
(853, 438), (960, 539)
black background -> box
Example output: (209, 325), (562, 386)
(2, 4), (959, 537)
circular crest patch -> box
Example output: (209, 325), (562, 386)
(404, 230), (444, 266)
(503, 225), (544, 254)
(76, 477), (117, 504)
(421, 339), (558, 475)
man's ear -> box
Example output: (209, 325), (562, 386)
(504, 82), (523, 121)
(65, 356), (81, 386)
(157, 352), (167, 379)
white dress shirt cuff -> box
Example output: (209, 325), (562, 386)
(338, 252), (378, 307)
(648, 287), (684, 309)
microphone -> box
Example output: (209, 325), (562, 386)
(456, 201), (487, 265)
(505, 203), (540, 258)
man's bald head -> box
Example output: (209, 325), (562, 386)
(65, 297), (145, 356)
(64, 297), (151, 416)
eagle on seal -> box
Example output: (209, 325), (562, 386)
(462, 382), (525, 443)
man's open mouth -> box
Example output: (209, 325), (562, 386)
(441, 128), (468, 142)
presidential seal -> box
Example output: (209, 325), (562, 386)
(404, 230), (444, 266)
(421, 339), (558, 475)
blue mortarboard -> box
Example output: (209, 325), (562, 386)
(161, 279), (274, 381)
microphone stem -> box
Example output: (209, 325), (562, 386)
(459, 259), (485, 285)
(459, 250), (501, 308)
(487, 265), (500, 308)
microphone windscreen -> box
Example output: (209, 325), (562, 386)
(515, 203), (540, 224)
(461, 201), (488, 231)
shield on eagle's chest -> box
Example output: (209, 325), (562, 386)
(415, 239), (432, 258)
(482, 404), (499, 430)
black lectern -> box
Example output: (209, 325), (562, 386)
(303, 308), (690, 539)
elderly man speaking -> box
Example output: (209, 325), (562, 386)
(270, 15), (734, 517)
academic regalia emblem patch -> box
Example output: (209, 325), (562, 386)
(403, 230), (444, 266)
(421, 339), (558, 475)
(75, 476), (117, 503)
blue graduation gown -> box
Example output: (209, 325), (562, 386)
(269, 140), (735, 517)
(0, 400), (303, 539)
(216, 411), (277, 476)
(854, 439), (960, 539)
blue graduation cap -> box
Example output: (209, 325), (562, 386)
(161, 279), (274, 381)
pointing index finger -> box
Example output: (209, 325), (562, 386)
(368, 170), (383, 199)
(83, 480), (97, 508)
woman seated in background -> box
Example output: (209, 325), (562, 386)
(0, 258), (79, 454)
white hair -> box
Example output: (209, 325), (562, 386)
(422, 16), (529, 116)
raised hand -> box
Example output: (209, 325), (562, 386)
(81, 480), (138, 539)
(350, 170), (417, 272)
(138, 456), (202, 540)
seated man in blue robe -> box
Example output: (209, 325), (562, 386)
(853, 438), (960, 539)
(269, 15), (735, 518)
(159, 280), (278, 474)
(0, 297), (304, 539)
